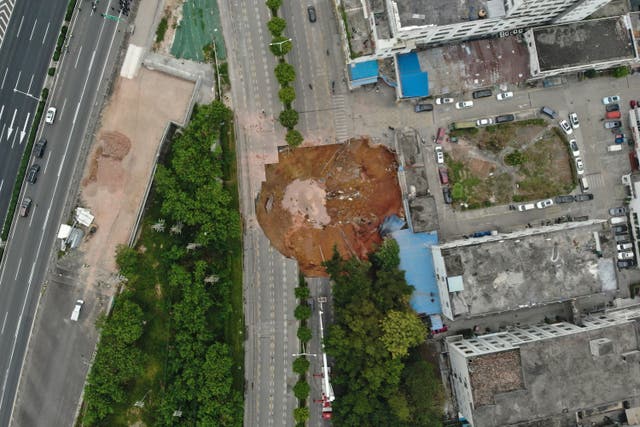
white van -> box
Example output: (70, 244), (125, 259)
(71, 300), (84, 321)
(607, 145), (622, 152)
(579, 177), (590, 192)
(517, 203), (535, 211)
(611, 217), (627, 225)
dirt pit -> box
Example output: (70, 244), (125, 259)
(256, 138), (403, 276)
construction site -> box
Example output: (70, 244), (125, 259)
(256, 138), (403, 276)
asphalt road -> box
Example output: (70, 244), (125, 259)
(0, 1), (128, 425)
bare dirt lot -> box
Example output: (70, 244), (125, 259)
(256, 138), (403, 276)
(79, 68), (194, 286)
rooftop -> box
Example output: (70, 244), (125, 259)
(435, 221), (617, 318)
(533, 15), (635, 72)
(395, 0), (498, 27)
(472, 321), (640, 426)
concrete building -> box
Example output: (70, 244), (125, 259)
(445, 305), (640, 427)
(525, 15), (638, 80)
(431, 221), (617, 321)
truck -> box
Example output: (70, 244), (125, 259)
(450, 121), (477, 130)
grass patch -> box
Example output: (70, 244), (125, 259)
(155, 16), (169, 44)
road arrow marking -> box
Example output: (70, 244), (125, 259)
(20, 112), (29, 144)
(6, 108), (15, 139)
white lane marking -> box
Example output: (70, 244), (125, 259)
(41, 22), (49, 45)
(74, 45), (83, 69)
(43, 151), (51, 174)
(28, 207), (34, 227)
(73, 50), (96, 124)
(28, 19), (37, 41)
(0, 68), (7, 90)
(13, 258), (20, 280)
(60, 97), (67, 122)
(0, 105), (4, 122)
(0, 180), (3, 195)
(0, 124), (4, 141)
(12, 70), (19, 91)
(27, 74), (33, 94)
(15, 16), (23, 38)
(1, 313), (7, 335)
(7, 108), (15, 140)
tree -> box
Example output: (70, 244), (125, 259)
(293, 379), (310, 400)
(278, 85), (296, 106)
(379, 310), (427, 359)
(297, 325), (312, 343)
(269, 36), (292, 56)
(274, 62), (295, 85)
(279, 108), (299, 130)
(267, 17), (287, 37)
(294, 304), (311, 321)
(294, 285), (310, 300)
(370, 238), (400, 272)
(286, 129), (304, 147)
(293, 407), (310, 423)
(292, 356), (310, 375)
(612, 65), (630, 78)
(265, 0), (282, 14)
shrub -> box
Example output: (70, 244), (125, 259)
(278, 86), (296, 106)
(293, 379), (310, 400)
(267, 17), (287, 37)
(297, 326), (312, 343)
(612, 65), (630, 78)
(279, 108), (299, 130)
(292, 356), (310, 375)
(48, 67), (56, 76)
(155, 17), (168, 44)
(293, 407), (310, 423)
(504, 150), (526, 166)
(294, 285), (310, 300)
(294, 304), (311, 321)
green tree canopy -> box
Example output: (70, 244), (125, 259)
(274, 62), (296, 85)
(278, 85), (296, 106)
(278, 108), (299, 130)
(286, 129), (304, 147)
(379, 310), (427, 359)
(269, 36), (292, 56)
(267, 17), (287, 37)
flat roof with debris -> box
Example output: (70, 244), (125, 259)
(471, 321), (640, 426)
(395, 0), (495, 27)
(434, 221), (616, 317)
(533, 15), (635, 72)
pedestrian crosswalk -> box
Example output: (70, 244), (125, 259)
(332, 94), (351, 142)
(584, 172), (605, 189)
(0, 0), (15, 50)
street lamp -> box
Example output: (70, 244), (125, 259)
(269, 38), (292, 55)
(292, 352), (317, 357)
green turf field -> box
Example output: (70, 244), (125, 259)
(171, 0), (226, 61)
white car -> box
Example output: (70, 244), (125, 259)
(575, 157), (584, 175)
(435, 146), (444, 164)
(617, 243), (634, 251)
(517, 203), (535, 211)
(496, 91), (513, 101)
(70, 299), (84, 321)
(536, 199), (554, 209)
(569, 139), (580, 157)
(559, 120), (572, 135)
(45, 107), (57, 124)
(617, 251), (635, 260)
(436, 97), (454, 105)
(476, 118), (494, 126)
(569, 113), (579, 129)
(603, 95), (621, 105)
(455, 100), (474, 109)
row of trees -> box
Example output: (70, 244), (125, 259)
(323, 239), (445, 426)
(292, 276), (312, 426)
(82, 101), (243, 425)
(266, 0), (304, 147)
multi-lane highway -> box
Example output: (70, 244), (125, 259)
(0, 1), (129, 425)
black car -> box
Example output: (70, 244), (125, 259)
(442, 187), (452, 204)
(617, 259), (636, 269)
(613, 224), (629, 234)
(27, 164), (41, 183)
(495, 114), (515, 124)
(606, 103), (620, 112)
(472, 89), (492, 99)
(34, 138), (47, 158)
(615, 234), (630, 243)
(540, 106), (558, 119)
(555, 195), (574, 204)
(574, 193), (594, 202)
(307, 6), (316, 22)
(414, 103), (434, 113)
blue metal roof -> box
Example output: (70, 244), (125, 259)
(349, 60), (379, 85)
(391, 229), (440, 315)
(396, 52), (429, 98)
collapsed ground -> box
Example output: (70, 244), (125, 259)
(256, 138), (403, 276)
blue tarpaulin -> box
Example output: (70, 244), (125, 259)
(396, 52), (429, 98)
(391, 229), (440, 315)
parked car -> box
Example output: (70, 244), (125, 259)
(569, 112), (579, 129)
(517, 203), (536, 211)
(602, 95), (621, 105)
(615, 234), (630, 243)
(609, 206), (627, 216)
(618, 251), (635, 260)
(455, 100), (473, 109)
(435, 127), (446, 144)
(559, 120), (572, 135)
(606, 103), (620, 112)
(436, 97), (454, 105)
(536, 199), (554, 209)
(70, 299), (84, 321)
(495, 114), (515, 124)
(617, 243), (634, 251)
(476, 118), (494, 126)
(438, 167), (449, 185)
(27, 164), (41, 183)
(575, 157), (584, 175)
(613, 224), (629, 234)
(33, 138), (47, 158)
(307, 5), (317, 22)
(617, 259), (636, 269)
(496, 91), (513, 101)
(555, 195), (575, 204)
(604, 120), (622, 129)
(569, 139), (580, 157)
(574, 193), (594, 202)
(540, 106), (558, 119)
(472, 89), (492, 99)
(415, 103), (434, 113)
(606, 111), (621, 119)
(615, 135), (626, 144)
(45, 107), (56, 124)
(19, 197), (32, 217)
(442, 187), (452, 204)
(435, 146), (444, 164)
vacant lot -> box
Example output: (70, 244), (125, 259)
(445, 120), (574, 208)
